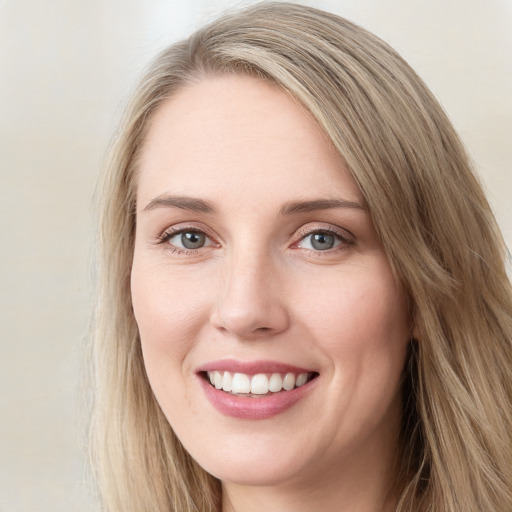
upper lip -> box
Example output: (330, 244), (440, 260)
(196, 359), (316, 375)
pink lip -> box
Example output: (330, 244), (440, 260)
(196, 359), (318, 420)
(196, 359), (313, 375)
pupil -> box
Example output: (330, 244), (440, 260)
(181, 231), (205, 249)
(311, 232), (334, 250)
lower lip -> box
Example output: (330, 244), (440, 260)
(198, 374), (317, 420)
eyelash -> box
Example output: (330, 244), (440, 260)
(155, 224), (355, 255)
(155, 224), (217, 255)
(293, 225), (355, 254)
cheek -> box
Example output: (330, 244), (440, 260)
(130, 259), (216, 427)
(295, 261), (409, 349)
(130, 259), (211, 382)
(132, 257), (208, 335)
(293, 262), (410, 408)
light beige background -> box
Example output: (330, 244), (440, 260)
(0, 1), (510, 511)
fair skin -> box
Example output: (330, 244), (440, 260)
(131, 75), (411, 512)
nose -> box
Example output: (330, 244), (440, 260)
(210, 249), (290, 340)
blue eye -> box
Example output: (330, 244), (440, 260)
(297, 230), (348, 251)
(180, 231), (206, 249)
(164, 230), (213, 250)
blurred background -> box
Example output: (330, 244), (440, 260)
(0, 1), (510, 511)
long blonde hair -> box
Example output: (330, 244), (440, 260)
(88, 3), (512, 511)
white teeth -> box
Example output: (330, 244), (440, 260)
(206, 370), (314, 395)
(296, 372), (308, 387)
(283, 373), (296, 391)
(221, 371), (233, 392)
(231, 373), (251, 394)
(251, 374), (269, 394)
(268, 373), (283, 392)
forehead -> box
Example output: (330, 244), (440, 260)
(136, 74), (361, 210)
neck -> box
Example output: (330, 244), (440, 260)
(222, 482), (397, 512)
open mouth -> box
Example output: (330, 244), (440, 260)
(201, 370), (319, 396)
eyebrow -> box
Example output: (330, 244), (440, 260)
(143, 195), (217, 214)
(279, 198), (366, 215)
(142, 195), (366, 215)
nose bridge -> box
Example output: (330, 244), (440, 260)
(212, 240), (288, 338)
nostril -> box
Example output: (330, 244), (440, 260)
(210, 292), (290, 337)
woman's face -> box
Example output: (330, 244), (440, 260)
(131, 75), (411, 490)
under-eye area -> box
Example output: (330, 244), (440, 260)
(201, 371), (319, 396)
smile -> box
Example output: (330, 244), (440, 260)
(197, 361), (319, 419)
(205, 370), (316, 395)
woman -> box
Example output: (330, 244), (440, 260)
(88, 2), (512, 511)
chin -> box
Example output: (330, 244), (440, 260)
(178, 426), (321, 488)
(203, 457), (306, 487)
